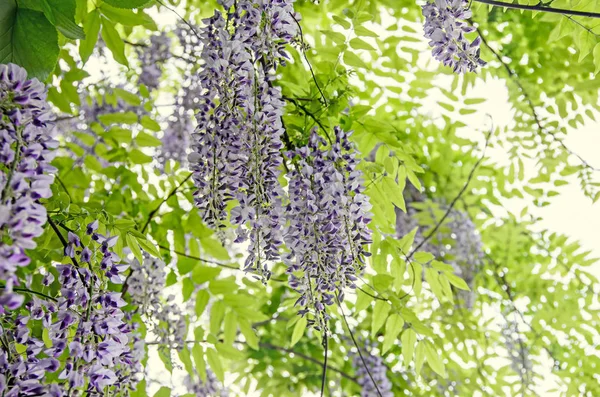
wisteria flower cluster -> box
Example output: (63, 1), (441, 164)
(284, 128), (372, 329)
(158, 112), (194, 169)
(0, 221), (142, 395)
(137, 33), (171, 90)
(127, 255), (187, 350)
(189, 0), (298, 281)
(350, 340), (393, 397)
(0, 63), (58, 310)
(502, 317), (533, 385)
(183, 370), (229, 397)
(422, 0), (486, 73)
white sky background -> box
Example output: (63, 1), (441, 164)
(79, 5), (600, 396)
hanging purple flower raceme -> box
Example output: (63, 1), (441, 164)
(0, 64), (58, 310)
(158, 112), (194, 169)
(189, 0), (298, 281)
(137, 32), (171, 90)
(229, 0), (299, 280)
(188, 8), (251, 230)
(184, 369), (229, 397)
(350, 340), (393, 397)
(284, 128), (372, 330)
(422, 0), (486, 73)
(126, 255), (187, 350)
(0, 222), (141, 395)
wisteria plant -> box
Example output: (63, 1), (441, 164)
(1, 0), (600, 396)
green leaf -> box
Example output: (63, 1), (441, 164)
(210, 301), (225, 335)
(177, 348), (194, 377)
(0, 5), (59, 81)
(290, 316), (307, 347)
(343, 51), (368, 69)
(141, 115), (161, 131)
(101, 17), (128, 66)
(373, 274), (394, 291)
(206, 348), (224, 381)
(423, 340), (447, 377)
(130, 149), (152, 164)
(195, 290), (210, 317)
(414, 340), (425, 375)
(382, 313), (404, 354)
(593, 43), (600, 75)
(42, 328), (52, 348)
(446, 273), (470, 291)
(80, 9), (100, 63)
(126, 233), (143, 264)
(35, 0), (84, 39)
(153, 387), (170, 397)
(98, 111), (138, 124)
(136, 132), (162, 147)
(114, 87), (141, 105)
(103, 0), (152, 8)
(401, 328), (417, 366)
(332, 15), (351, 29)
(191, 344), (206, 382)
(136, 237), (160, 257)
(238, 317), (259, 350)
(223, 310), (237, 345)
(577, 30), (595, 62)
(100, 3), (156, 27)
(349, 37), (376, 51)
(354, 25), (378, 37)
(192, 265), (221, 285)
(371, 300), (391, 337)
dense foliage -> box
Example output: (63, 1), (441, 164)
(1, 0), (600, 396)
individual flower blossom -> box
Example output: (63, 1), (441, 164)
(184, 369), (229, 397)
(422, 0), (486, 73)
(0, 63), (57, 309)
(284, 128), (372, 330)
(158, 111), (194, 169)
(137, 32), (172, 90)
(350, 340), (394, 397)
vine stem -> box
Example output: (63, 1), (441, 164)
(408, 128), (493, 258)
(141, 173), (193, 233)
(0, 286), (57, 302)
(320, 334), (328, 397)
(474, 0), (600, 18)
(337, 296), (384, 397)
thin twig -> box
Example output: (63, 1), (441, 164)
(290, 14), (328, 106)
(337, 296), (384, 397)
(408, 129), (492, 258)
(474, 0), (600, 18)
(320, 335), (328, 397)
(47, 217), (80, 269)
(157, 244), (239, 270)
(141, 173), (193, 233)
(0, 286), (57, 302)
(156, 0), (203, 41)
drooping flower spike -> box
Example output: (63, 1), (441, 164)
(0, 63), (58, 309)
(422, 0), (486, 73)
(284, 127), (372, 330)
(189, 0), (299, 282)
